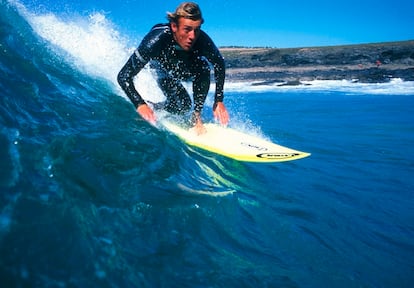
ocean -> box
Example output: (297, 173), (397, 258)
(1, 1), (414, 287)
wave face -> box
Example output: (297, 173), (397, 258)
(1, 1), (414, 287)
(0, 2), (268, 286)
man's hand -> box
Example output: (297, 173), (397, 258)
(190, 112), (207, 135)
(213, 102), (229, 125)
(137, 104), (156, 124)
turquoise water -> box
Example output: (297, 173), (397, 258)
(1, 2), (414, 287)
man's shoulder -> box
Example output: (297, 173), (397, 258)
(194, 30), (216, 51)
(143, 23), (172, 45)
(196, 30), (215, 46)
(139, 23), (173, 56)
(150, 23), (171, 34)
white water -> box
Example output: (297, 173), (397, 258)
(225, 78), (414, 95)
(16, 2), (165, 102)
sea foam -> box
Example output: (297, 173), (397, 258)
(225, 78), (414, 95)
(16, 2), (165, 102)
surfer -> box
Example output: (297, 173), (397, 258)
(117, 2), (229, 134)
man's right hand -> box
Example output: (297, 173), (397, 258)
(137, 104), (156, 124)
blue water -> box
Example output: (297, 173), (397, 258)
(1, 1), (414, 287)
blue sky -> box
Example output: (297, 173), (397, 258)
(21, 0), (414, 48)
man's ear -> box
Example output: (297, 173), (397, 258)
(171, 22), (178, 33)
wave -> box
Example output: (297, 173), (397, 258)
(14, 0), (171, 103)
(13, 1), (129, 83)
(0, 0), (253, 199)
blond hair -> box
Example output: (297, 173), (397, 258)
(167, 2), (204, 24)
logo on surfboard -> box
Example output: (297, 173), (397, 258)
(240, 142), (268, 151)
(256, 153), (300, 159)
(242, 142), (302, 159)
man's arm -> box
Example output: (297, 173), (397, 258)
(198, 32), (229, 125)
(117, 52), (157, 123)
(197, 32), (226, 103)
(117, 50), (147, 108)
(117, 24), (170, 123)
(211, 51), (225, 105)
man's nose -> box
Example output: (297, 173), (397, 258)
(189, 30), (195, 40)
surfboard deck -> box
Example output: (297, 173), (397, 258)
(162, 120), (310, 163)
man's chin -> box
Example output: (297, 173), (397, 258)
(183, 44), (193, 51)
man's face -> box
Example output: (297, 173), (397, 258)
(171, 17), (202, 51)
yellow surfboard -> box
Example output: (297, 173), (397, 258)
(162, 121), (310, 163)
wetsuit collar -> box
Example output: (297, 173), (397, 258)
(174, 44), (185, 51)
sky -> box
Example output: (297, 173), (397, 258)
(19, 0), (414, 48)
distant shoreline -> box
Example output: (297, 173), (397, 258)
(219, 40), (414, 84)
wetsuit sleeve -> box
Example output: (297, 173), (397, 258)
(117, 50), (148, 107)
(212, 52), (225, 103)
(199, 32), (226, 103)
(117, 25), (169, 108)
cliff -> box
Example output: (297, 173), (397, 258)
(219, 40), (414, 84)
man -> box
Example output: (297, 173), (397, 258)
(117, 2), (229, 134)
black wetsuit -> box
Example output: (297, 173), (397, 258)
(117, 23), (225, 114)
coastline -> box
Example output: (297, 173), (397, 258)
(220, 40), (414, 85)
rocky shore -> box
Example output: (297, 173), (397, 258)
(219, 40), (414, 85)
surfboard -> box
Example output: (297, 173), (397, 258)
(162, 120), (310, 163)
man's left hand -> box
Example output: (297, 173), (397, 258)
(213, 102), (229, 125)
